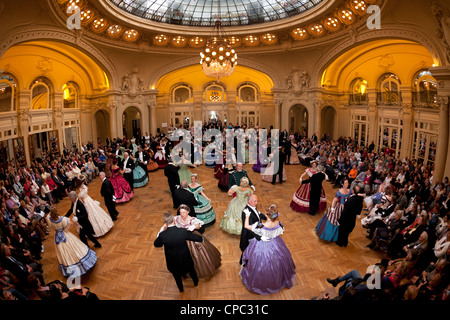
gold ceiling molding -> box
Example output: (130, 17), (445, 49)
(55, 0), (382, 50)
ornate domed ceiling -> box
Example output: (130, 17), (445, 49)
(108, 0), (324, 27)
(55, 0), (381, 50)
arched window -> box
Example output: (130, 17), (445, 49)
(0, 74), (17, 112)
(203, 83), (226, 102)
(30, 77), (52, 110)
(413, 70), (437, 105)
(171, 83), (193, 103)
(237, 82), (259, 102)
(377, 73), (401, 105)
(349, 78), (368, 105)
(62, 82), (79, 108)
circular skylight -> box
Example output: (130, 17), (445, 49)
(109, 0), (324, 27)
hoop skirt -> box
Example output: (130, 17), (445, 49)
(219, 185), (253, 235)
(252, 146), (268, 173)
(240, 223), (296, 295)
(173, 216), (221, 278)
(146, 150), (159, 172)
(315, 190), (351, 242)
(154, 150), (168, 168)
(133, 160), (149, 188)
(46, 216), (97, 277)
(214, 164), (225, 179)
(218, 168), (232, 191)
(289, 146), (300, 164)
(189, 185), (216, 227)
(110, 167), (134, 203)
(78, 185), (114, 237)
(178, 164), (193, 184)
(261, 163), (287, 183)
(290, 181), (327, 213)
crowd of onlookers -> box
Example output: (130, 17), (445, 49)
(295, 134), (449, 301)
(0, 142), (106, 300)
(0, 122), (448, 300)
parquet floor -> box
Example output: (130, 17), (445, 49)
(42, 163), (386, 300)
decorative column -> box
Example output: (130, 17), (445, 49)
(399, 85), (414, 159)
(80, 104), (92, 145)
(367, 88), (378, 150)
(400, 103), (414, 159)
(53, 91), (64, 153)
(273, 98), (281, 130)
(430, 65), (450, 183)
(193, 91), (203, 123)
(314, 98), (322, 138)
(227, 91), (237, 126)
(435, 96), (449, 183)
(17, 90), (31, 165)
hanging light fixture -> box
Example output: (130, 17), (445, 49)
(200, 19), (237, 80)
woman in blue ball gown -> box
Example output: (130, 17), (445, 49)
(131, 155), (149, 188)
(315, 178), (351, 242)
(188, 174), (216, 227)
(240, 204), (296, 295)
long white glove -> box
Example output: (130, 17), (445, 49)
(261, 236), (270, 241)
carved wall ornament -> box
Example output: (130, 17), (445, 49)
(437, 95), (449, 108)
(286, 68), (311, 96)
(378, 54), (394, 71)
(122, 65), (145, 96)
(53, 106), (63, 118)
(18, 108), (29, 122)
(402, 103), (413, 113)
(431, 2), (450, 64)
(81, 105), (91, 114)
(36, 57), (53, 74)
(368, 102), (377, 112)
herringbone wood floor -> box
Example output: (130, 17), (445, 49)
(42, 163), (386, 300)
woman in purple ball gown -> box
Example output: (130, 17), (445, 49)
(240, 204), (296, 295)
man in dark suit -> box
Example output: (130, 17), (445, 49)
(280, 129), (289, 145)
(283, 138), (291, 164)
(135, 145), (150, 176)
(154, 211), (203, 292)
(120, 151), (135, 191)
(228, 163), (254, 191)
(336, 185), (364, 247)
(0, 243), (45, 285)
(164, 157), (181, 208)
(65, 191), (101, 248)
(301, 168), (328, 215)
(99, 171), (119, 221)
(173, 180), (198, 217)
(239, 194), (267, 265)
(272, 146), (286, 184)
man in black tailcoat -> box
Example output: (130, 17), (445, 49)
(120, 151), (135, 191)
(301, 167), (328, 215)
(99, 171), (119, 221)
(154, 211), (203, 292)
(272, 146), (286, 184)
(173, 180), (198, 216)
(164, 157), (180, 208)
(336, 185), (364, 247)
(135, 145), (150, 176)
(65, 191), (101, 248)
(239, 194), (267, 265)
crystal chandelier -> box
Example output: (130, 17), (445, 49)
(200, 20), (237, 80)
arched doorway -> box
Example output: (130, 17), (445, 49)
(94, 109), (110, 146)
(289, 104), (308, 135)
(122, 106), (141, 139)
(321, 106), (336, 139)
